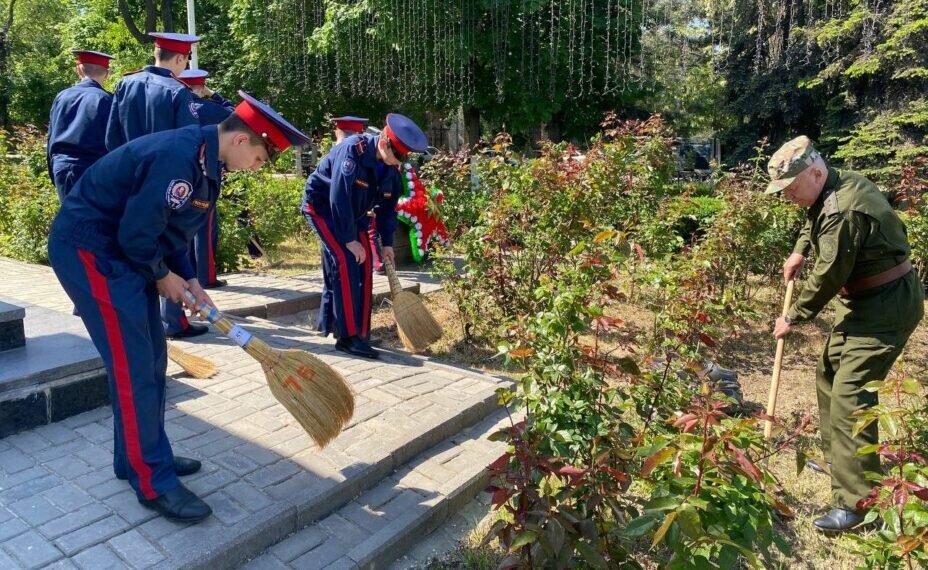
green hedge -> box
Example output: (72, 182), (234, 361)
(0, 127), (58, 264)
(0, 127), (308, 271)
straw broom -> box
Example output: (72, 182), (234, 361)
(382, 257), (442, 352)
(763, 279), (796, 440)
(167, 343), (218, 379)
(183, 292), (354, 448)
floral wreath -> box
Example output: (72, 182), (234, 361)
(395, 163), (450, 262)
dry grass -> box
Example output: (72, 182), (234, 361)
(255, 235), (322, 277)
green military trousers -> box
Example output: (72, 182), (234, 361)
(816, 328), (918, 510)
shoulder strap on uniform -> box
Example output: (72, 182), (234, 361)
(121, 69), (143, 77)
(353, 138), (368, 156)
(169, 72), (192, 89)
(823, 189), (841, 217)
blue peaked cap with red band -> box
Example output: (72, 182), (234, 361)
(332, 116), (368, 132)
(149, 32), (200, 55)
(235, 90), (311, 152)
(384, 113), (428, 156)
(178, 69), (209, 85)
(71, 50), (114, 68)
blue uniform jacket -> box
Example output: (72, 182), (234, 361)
(302, 134), (402, 246)
(193, 93), (234, 126)
(52, 125), (222, 282)
(105, 66), (199, 151)
(46, 79), (112, 181)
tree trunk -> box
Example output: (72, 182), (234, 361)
(118, 0), (162, 44)
(464, 106), (480, 147)
(0, 0), (16, 130)
(160, 0), (173, 33)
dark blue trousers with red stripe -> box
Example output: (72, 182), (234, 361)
(48, 237), (180, 501)
(192, 204), (220, 285)
(304, 206), (373, 339)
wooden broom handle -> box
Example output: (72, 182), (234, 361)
(383, 258), (404, 298)
(373, 233), (403, 297)
(764, 279), (796, 439)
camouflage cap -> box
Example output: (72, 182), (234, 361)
(764, 135), (821, 194)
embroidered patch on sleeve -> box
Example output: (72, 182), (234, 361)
(341, 158), (356, 176)
(188, 100), (199, 119)
(819, 234), (837, 263)
(355, 178), (369, 189)
(165, 180), (194, 210)
(191, 199), (210, 209)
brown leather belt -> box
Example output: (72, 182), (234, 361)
(840, 260), (912, 298)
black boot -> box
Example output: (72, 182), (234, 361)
(117, 456), (202, 480)
(335, 336), (378, 358)
(172, 456), (202, 476)
(813, 508), (867, 533)
(806, 459), (831, 476)
(139, 484), (212, 523)
(167, 323), (209, 340)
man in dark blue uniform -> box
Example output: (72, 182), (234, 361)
(105, 32), (208, 339)
(46, 50), (114, 201)
(303, 113), (428, 358)
(48, 92), (310, 523)
(179, 69), (234, 289)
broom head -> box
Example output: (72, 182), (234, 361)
(167, 343), (219, 379)
(254, 342), (355, 448)
(393, 290), (442, 352)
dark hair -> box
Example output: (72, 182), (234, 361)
(219, 113), (279, 160)
(78, 63), (108, 80)
(154, 47), (187, 62)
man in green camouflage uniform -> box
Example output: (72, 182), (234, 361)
(767, 136), (924, 533)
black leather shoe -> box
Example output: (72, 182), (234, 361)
(335, 336), (379, 359)
(204, 279), (227, 289)
(117, 456), (202, 480)
(813, 508), (867, 533)
(167, 323), (209, 340)
(139, 484), (212, 523)
(807, 459), (832, 476)
(173, 456), (202, 477)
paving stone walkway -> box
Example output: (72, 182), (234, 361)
(0, 257), (509, 569)
(0, 258), (420, 319)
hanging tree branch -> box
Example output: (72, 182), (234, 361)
(117, 0), (163, 44)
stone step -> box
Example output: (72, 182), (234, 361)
(0, 301), (107, 438)
(0, 299), (26, 352)
(241, 409), (510, 570)
(160, 352), (508, 570)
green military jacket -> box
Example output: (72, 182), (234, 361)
(787, 167), (923, 333)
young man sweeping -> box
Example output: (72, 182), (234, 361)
(48, 92), (310, 523)
(302, 113), (428, 358)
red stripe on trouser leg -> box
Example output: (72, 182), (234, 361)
(360, 231), (373, 336)
(368, 219), (382, 269)
(308, 210), (358, 337)
(207, 207), (216, 284)
(77, 249), (157, 500)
